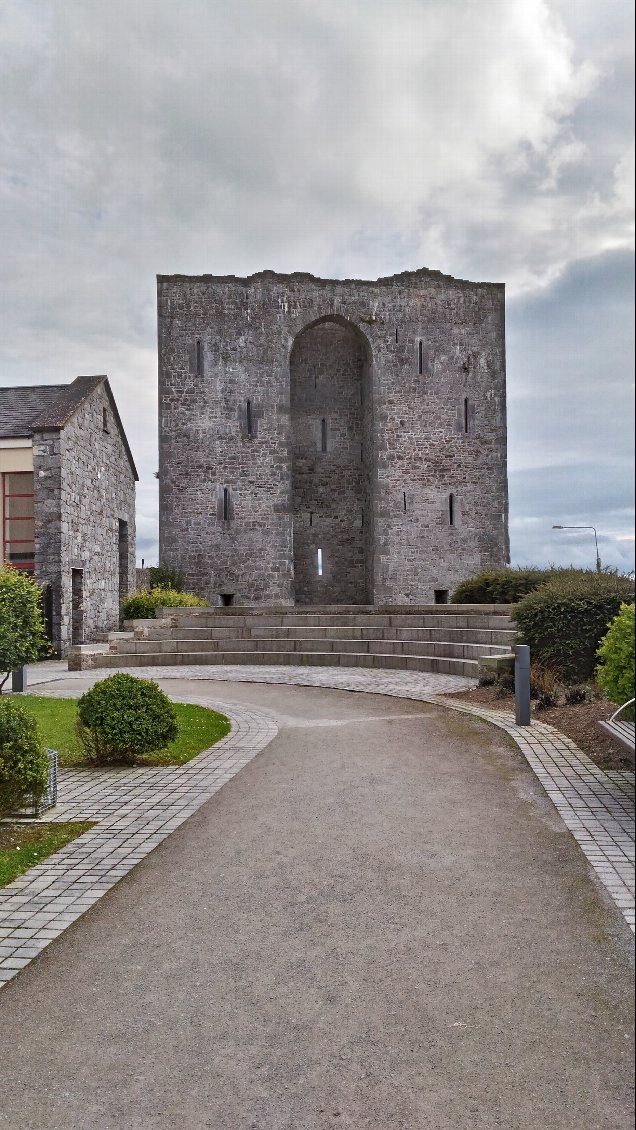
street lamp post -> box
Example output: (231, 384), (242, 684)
(552, 525), (601, 572)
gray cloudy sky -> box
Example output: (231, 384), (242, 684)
(1, 0), (633, 571)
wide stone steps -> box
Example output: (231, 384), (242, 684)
(113, 637), (509, 661)
(127, 625), (516, 646)
(73, 604), (516, 678)
(93, 648), (483, 677)
(151, 610), (512, 630)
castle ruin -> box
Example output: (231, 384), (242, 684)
(158, 268), (509, 606)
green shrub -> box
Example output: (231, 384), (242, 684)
(77, 674), (179, 765)
(596, 603), (635, 706)
(450, 565), (607, 604)
(451, 567), (553, 604)
(0, 565), (50, 691)
(148, 564), (184, 592)
(121, 587), (208, 621)
(512, 572), (634, 682)
(0, 698), (49, 814)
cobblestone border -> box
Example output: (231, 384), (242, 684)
(426, 696), (634, 934)
(1, 664), (633, 988)
(0, 695), (278, 988)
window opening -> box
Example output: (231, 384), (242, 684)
(395, 328), (399, 343)
(223, 487), (230, 522)
(317, 548), (323, 576)
(71, 569), (84, 645)
(246, 399), (253, 436)
(321, 418), (327, 453)
(361, 509), (364, 528)
(220, 593), (235, 606)
(196, 338), (203, 377)
(102, 407), (109, 432)
(403, 492), (407, 512)
(463, 397), (469, 433)
(309, 511), (313, 527)
(418, 340), (423, 376)
(434, 589), (450, 604)
(2, 471), (35, 572)
(449, 493), (455, 527)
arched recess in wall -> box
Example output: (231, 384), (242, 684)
(289, 316), (374, 605)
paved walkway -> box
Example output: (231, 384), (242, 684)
(1, 665), (634, 995)
(0, 675), (633, 1130)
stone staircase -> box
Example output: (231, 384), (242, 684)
(71, 605), (517, 679)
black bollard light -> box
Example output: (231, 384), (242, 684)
(515, 645), (531, 726)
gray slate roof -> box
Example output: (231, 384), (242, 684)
(0, 384), (67, 438)
(0, 376), (138, 479)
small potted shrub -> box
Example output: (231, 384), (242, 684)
(0, 565), (50, 691)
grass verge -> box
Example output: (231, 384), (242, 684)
(0, 821), (95, 888)
(13, 696), (231, 768)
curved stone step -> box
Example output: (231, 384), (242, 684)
(93, 649), (481, 677)
(127, 624), (517, 646)
(113, 636), (511, 661)
(141, 610), (514, 631)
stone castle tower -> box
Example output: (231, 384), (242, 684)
(158, 268), (509, 606)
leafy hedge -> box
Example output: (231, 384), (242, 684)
(0, 698), (49, 814)
(512, 572), (635, 681)
(450, 565), (612, 605)
(596, 603), (635, 706)
(451, 568), (550, 604)
(77, 673), (179, 764)
(121, 587), (208, 621)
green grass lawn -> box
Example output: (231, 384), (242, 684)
(16, 696), (231, 768)
(0, 821), (95, 888)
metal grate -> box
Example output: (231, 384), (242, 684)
(12, 749), (58, 819)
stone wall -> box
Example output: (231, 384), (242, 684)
(135, 567), (150, 591)
(158, 268), (508, 606)
(33, 384), (136, 654)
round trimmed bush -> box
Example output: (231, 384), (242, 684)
(512, 571), (634, 682)
(77, 674), (179, 765)
(0, 698), (49, 815)
(596, 603), (635, 706)
(121, 588), (208, 621)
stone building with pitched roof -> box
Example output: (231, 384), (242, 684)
(0, 376), (137, 655)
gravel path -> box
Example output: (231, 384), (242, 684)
(0, 680), (633, 1130)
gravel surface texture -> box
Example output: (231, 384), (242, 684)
(0, 681), (633, 1130)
